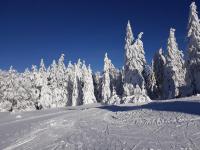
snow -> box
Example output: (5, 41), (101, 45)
(16, 115), (22, 119)
(163, 28), (187, 99)
(0, 97), (200, 149)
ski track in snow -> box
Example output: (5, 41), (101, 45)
(0, 99), (200, 150)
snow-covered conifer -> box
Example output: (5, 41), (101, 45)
(71, 71), (80, 106)
(153, 48), (166, 99)
(143, 64), (156, 99)
(37, 59), (54, 108)
(93, 72), (102, 102)
(163, 28), (187, 99)
(123, 21), (147, 98)
(71, 61), (83, 106)
(82, 64), (96, 104)
(102, 53), (111, 103)
(186, 2), (200, 94)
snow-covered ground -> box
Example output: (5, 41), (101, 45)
(0, 97), (200, 150)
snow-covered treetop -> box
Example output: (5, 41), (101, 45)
(155, 48), (166, 65)
(167, 28), (184, 62)
(124, 20), (146, 73)
(104, 53), (116, 73)
(82, 61), (87, 71)
(58, 54), (65, 64)
(125, 20), (134, 46)
(9, 66), (15, 73)
(158, 48), (163, 55)
(188, 2), (200, 37)
(39, 59), (46, 73)
(24, 68), (30, 74)
(31, 65), (38, 73)
(88, 64), (92, 73)
(58, 54), (66, 70)
(104, 53), (110, 72)
(52, 59), (56, 66)
(77, 59), (82, 68)
(137, 32), (143, 40)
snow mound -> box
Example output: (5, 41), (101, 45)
(16, 115), (22, 119)
(123, 94), (151, 104)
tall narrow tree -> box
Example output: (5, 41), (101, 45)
(153, 48), (166, 99)
(102, 53), (111, 103)
(164, 28), (187, 99)
(123, 21), (146, 97)
(82, 63), (97, 104)
(187, 2), (200, 94)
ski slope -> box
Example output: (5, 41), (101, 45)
(0, 97), (200, 150)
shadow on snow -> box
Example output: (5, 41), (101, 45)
(98, 100), (200, 116)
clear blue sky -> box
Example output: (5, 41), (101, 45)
(0, 0), (198, 72)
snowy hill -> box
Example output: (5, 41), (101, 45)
(0, 97), (200, 150)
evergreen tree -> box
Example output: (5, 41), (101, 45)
(123, 21), (147, 98)
(71, 61), (83, 106)
(187, 2), (200, 94)
(153, 48), (166, 99)
(93, 72), (102, 102)
(38, 59), (53, 108)
(65, 61), (74, 106)
(72, 68), (80, 106)
(143, 64), (156, 99)
(82, 64), (97, 104)
(164, 28), (187, 99)
(102, 53), (111, 103)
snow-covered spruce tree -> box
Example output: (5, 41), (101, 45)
(5, 67), (21, 111)
(101, 53), (111, 103)
(109, 64), (123, 98)
(123, 21), (146, 95)
(56, 54), (66, 85)
(143, 64), (156, 99)
(37, 59), (47, 88)
(0, 70), (11, 111)
(163, 28), (187, 99)
(186, 2), (200, 94)
(93, 72), (102, 102)
(0, 68), (15, 111)
(19, 68), (39, 111)
(101, 53), (123, 104)
(29, 65), (41, 107)
(123, 21), (150, 103)
(71, 60), (83, 106)
(48, 55), (68, 108)
(65, 61), (74, 106)
(0, 66), (35, 111)
(153, 48), (166, 99)
(49, 60), (57, 89)
(54, 54), (68, 107)
(71, 74), (79, 106)
(37, 59), (53, 109)
(82, 63), (97, 104)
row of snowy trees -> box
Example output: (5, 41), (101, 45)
(151, 2), (200, 100)
(0, 2), (200, 111)
(97, 2), (200, 102)
(0, 55), (97, 111)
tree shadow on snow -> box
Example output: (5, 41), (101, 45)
(98, 101), (200, 116)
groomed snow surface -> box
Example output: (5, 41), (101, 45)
(0, 96), (200, 150)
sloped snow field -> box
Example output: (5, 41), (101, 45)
(0, 97), (200, 150)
